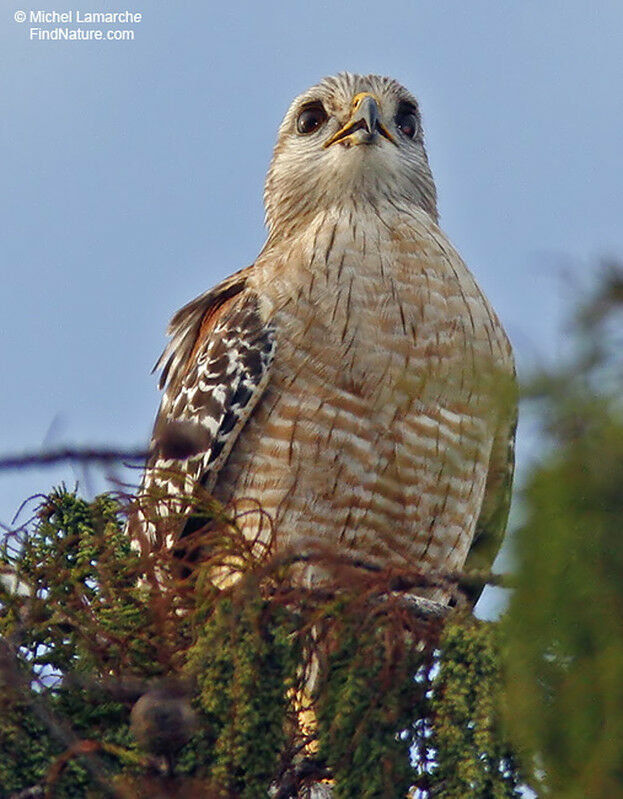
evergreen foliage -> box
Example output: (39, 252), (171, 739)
(0, 491), (146, 797)
(429, 615), (522, 798)
(0, 489), (520, 798)
(188, 590), (299, 798)
(504, 263), (623, 798)
(316, 597), (428, 799)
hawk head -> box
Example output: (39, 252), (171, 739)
(265, 73), (438, 237)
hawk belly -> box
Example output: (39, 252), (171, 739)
(211, 205), (514, 575)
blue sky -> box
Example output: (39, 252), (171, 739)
(2, 2), (623, 614)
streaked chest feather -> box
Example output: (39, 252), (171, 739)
(209, 206), (514, 569)
(251, 206), (511, 419)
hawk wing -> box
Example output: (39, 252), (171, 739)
(134, 268), (276, 547)
(464, 398), (518, 601)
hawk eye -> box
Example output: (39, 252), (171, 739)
(296, 103), (328, 135)
(395, 105), (418, 139)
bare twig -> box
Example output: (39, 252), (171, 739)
(0, 447), (147, 471)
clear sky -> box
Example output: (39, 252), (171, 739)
(2, 2), (622, 614)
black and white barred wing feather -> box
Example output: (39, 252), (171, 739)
(131, 271), (275, 547)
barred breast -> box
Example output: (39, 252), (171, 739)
(211, 203), (514, 576)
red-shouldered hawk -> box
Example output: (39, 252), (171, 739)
(132, 73), (516, 599)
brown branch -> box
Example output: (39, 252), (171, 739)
(271, 550), (514, 592)
(0, 447), (148, 471)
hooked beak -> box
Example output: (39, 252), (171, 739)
(324, 92), (395, 148)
